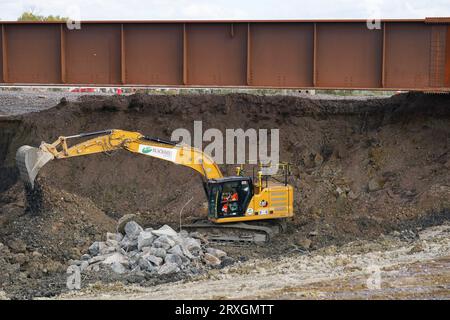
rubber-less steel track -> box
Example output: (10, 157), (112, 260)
(182, 219), (287, 245)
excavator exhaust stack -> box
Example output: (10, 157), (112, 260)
(16, 145), (54, 189)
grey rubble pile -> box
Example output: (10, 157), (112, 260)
(68, 221), (232, 276)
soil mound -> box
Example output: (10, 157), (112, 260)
(0, 177), (115, 298)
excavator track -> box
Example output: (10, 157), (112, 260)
(182, 219), (287, 245)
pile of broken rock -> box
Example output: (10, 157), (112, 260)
(68, 221), (233, 277)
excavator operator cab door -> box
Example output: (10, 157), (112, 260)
(206, 177), (253, 220)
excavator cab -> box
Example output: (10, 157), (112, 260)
(206, 177), (253, 220)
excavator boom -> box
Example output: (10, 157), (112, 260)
(16, 129), (223, 189)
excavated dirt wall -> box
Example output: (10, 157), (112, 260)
(0, 92), (449, 250)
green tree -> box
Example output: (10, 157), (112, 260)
(17, 11), (67, 21)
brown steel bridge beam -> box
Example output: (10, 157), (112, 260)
(0, 19), (448, 91)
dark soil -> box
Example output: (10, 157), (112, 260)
(0, 92), (449, 299)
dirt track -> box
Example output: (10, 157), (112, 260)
(0, 91), (449, 299)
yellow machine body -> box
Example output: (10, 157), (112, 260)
(211, 183), (294, 224)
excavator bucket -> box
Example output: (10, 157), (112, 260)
(16, 145), (54, 189)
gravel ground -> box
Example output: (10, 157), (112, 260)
(0, 89), (111, 116)
(54, 224), (450, 300)
(0, 88), (392, 116)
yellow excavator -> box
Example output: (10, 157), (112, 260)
(16, 129), (294, 244)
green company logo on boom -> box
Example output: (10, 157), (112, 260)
(141, 146), (153, 154)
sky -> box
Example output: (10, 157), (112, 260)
(0, 0), (449, 21)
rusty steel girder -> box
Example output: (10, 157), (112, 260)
(0, 19), (449, 91)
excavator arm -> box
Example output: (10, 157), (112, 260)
(16, 129), (223, 188)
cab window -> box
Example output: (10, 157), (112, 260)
(209, 180), (252, 218)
